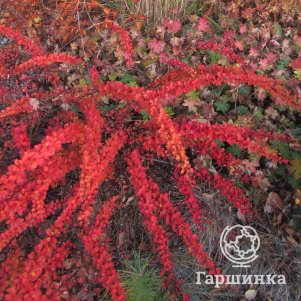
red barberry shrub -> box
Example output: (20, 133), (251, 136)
(0, 24), (299, 300)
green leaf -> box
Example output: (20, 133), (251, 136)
(253, 108), (264, 121)
(274, 165), (286, 177)
(278, 57), (290, 67)
(227, 144), (243, 157)
(209, 50), (222, 63)
(185, 90), (200, 100)
(102, 104), (116, 111)
(275, 105), (287, 112)
(128, 81), (137, 87)
(78, 78), (89, 88)
(235, 180), (244, 189)
(215, 139), (225, 147)
(140, 58), (156, 68)
(270, 140), (292, 160)
(279, 116), (291, 127)
(291, 127), (301, 138)
(120, 73), (137, 84)
(236, 105), (248, 115)
(256, 69), (266, 75)
(214, 100), (230, 114)
(140, 110), (150, 120)
(292, 151), (301, 161)
(217, 57), (228, 66)
(108, 72), (118, 81)
(268, 172), (277, 182)
(276, 64), (285, 71)
(182, 57), (190, 64)
(288, 175), (299, 189)
(288, 159), (301, 178)
(164, 106), (175, 117)
(238, 85), (250, 96)
(273, 23), (283, 38)
(211, 83), (228, 96)
(71, 104), (79, 113)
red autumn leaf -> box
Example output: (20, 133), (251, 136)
(265, 52), (277, 65)
(249, 48), (260, 58)
(148, 38), (165, 54)
(259, 58), (270, 70)
(290, 58), (301, 69)
(239, 24), (247, 34)
(163, 19), (181, 33)
(234, 40), (244, 51)
(197, 17), (210, 32)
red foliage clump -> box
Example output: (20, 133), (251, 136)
(0, 24), (298, 300)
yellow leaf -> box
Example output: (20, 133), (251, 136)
(289, 159), (301, 179)
(235, 115), (254, 127)
(33, 16), (41, 24)
(70, 42), (78, 51)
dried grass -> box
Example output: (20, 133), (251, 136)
(120, 0), (200, 25)
(279, 0), (301, 14)
(172, 188), (301, 301)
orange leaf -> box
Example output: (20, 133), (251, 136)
(136, 21), (143, 30)
(102, 7), (110, 16)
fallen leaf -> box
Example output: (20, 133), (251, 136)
(67, 74), (80, 84)
(29, 98), (39, 110)
(264, 192), (284, 213)
(245, 289), (257, 300)
(148, 38), (165, 54)
(202, 193), (215, 201)
(146, 63), (157, 80)
(117, 231), (126, 249)
(70, 42), (78, 51)
(197, 17), (210, 32)
(237, 209), (246, 222)
(189, 15), (199, 22)
(242, 160), (260, 175)
(33, 16), (41, 24)
(183, 98), (199, 112)
(265, 107), (279, 120)
(114, 48), (125, 61)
